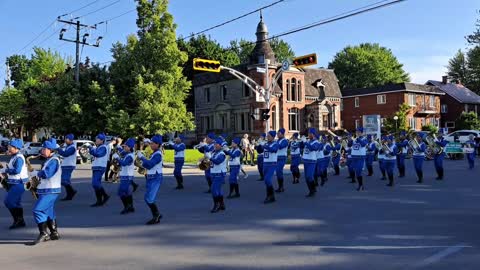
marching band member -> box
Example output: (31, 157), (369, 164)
(396, 131), (409, 178)
(57, 133), (77, 201)
(289, 133), (302, 184)
(345, 133), (355, 183)
(314, 133), (324, 187)
(113, 138), (136, 215)
(1, 139), (28, 229)
(275, 128), (288, 193)
(197, 133), (215, 193)
(378, 136), (387, 180)
(29, 138), (61, 245)
(226, 138), (242, 198)
(302, 128), (319, 197)
(412, 133), (427, 183)
(365, 135), (376, 177)
(351, 127), (368, 191)
(331, 137), (342, 175)
(320, 135), (332, 186)
(465, 134), (476, 169)
(434, 133), (448, 180)
(137, 135), (163, 225)
(88, 133), (110, 207)
(255, 133), (266, 182)
(263, 130), (278, 203)
(382, 135), (398, 187)
(171, 135), (186, 189)
(208, 138), (227, 212)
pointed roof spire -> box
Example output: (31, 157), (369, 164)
(260, 9), (263, 21)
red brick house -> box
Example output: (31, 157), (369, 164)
(341, 83), (444, 132)
(426, 77), (480, 129)
(193, 16), (342, 139)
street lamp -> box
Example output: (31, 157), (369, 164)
(393, 116), (399, 133)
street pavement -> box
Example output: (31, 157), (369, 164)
(0, 157), (479, 270)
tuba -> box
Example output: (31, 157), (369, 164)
(79, 143), (93, 162)
(134, 142), (147, 175)
(0, 163), (9, 191)
(197, 157), (211, 171)
(408, 137), (420, 153)
(425, 135), (443, 155)
(25, 154), (42, 200)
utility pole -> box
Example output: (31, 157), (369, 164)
(57, 17), (102, 84)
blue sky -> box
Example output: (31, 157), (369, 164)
(0, 0), (478, 85)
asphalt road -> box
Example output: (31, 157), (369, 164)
(0, 157), (479, 270)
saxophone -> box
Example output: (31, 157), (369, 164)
(0, 163), (9, 191)
(25, 155), (42, 200)
(135, 142), (147, 175)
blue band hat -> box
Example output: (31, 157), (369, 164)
(260, 133), (266, 138)
(417, 133), (426, 139)
(65, 134), (74, 141)
(214, 138), (224, 145)
(366, 134), (372, 140)
(387, 135), (394, 141)
(124, 138), (136, 149)
(151, 135), (163, 145)
(232, 137), (241, 145)
(9, 139), (23, 149)
(308, 128), (316, 135)
(292, 133), (299, 138)
(399, 131), (406, 136)
(356, 127), (364, 133)
(207, 133), (216, 140)
(178, 135), (185, 140)
(268, 130), (276, 138)
(278, 128), (285, 135)
(42, 138), (58, 150)
(96, 133), (106, 141)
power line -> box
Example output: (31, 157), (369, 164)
(58, 0), (101, 18)
(16, 20), (57, 54)
(179, 0), (286, 41)
(73, 0), (121, 19)
(95, 8), (136, 25)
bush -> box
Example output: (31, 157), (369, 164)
(455, 112), (480, 130)
(421, 124), (439, 134)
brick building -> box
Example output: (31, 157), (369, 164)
(341, 83), (444, 131)
(193, 16), (342, 140)
(426, 77), (480, 129)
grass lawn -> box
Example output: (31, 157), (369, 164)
(163, 149), (204, 164)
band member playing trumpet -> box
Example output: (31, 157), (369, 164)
(225, 138), (241, 198)
(197, 133), (215, 193)
(170, 135), (186, 189)
(1, 139), (28, 229)
(208, 138), (227, 213)
(302, 128), (319, 197)
(434, 133), (448, 180)
(29, 138), (61, 245)
(396, 131), (409, 178)
(88, 133), (110, 207)
(255, 133), (266, 182)
(382, 135), (398, 187)
(365, 135), (377, 176)
(412, 133), (427, 183)
(113, 138), (136, 215)
(289, 133), (302, 184)
(57, 133), (77, 201)
(137, 135), (163, 225)
(263, 130), (278, 203)
(351, 127), (368, 191)
(465, 134), (476, 169)
(275, 128), (288, 193)
(331, 137), (341, 175)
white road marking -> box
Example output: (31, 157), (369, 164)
(412, 243), (471, 268)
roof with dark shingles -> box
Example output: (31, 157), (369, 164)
(426, 80), (480, 104)
(303, 68), (342, 98)
(341, 82), (444, 97)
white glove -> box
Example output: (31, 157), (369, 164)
(259, 141), (266, 146)
(0, 168), (6, 174)
(30, 170), (38, 177)
(168, 141), (175, 146)
(112, 153), (120, 160)
(301, 136), (307, 143)
(205, 152), (212, 159)
(136, 152), (144, 159)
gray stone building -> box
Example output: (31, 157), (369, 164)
(193, 16), (342, 140)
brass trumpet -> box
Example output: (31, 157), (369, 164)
(0, 163), (8, 191)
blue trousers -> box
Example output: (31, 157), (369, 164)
(378, 159), (386, 176)
(467, 153), (475, 169)
(276, 156), (287, 180)
(384, 160), (396, 176)
(257, 155), (264, 178)
(263, 163), (276, 187)
(351, 157), (365, 177)
(397, 153), (406, 174)
(290, 155), (301, 175)
(92, 169), (105, 190)
(366, 154), (374, 167)
(144, 175), (162, 204)
(211, 174), (225, 197)
(347, 158), (354, 176)
(434, 154), (445, 175)
(205, 169), (212, 183)
(229, 165), (240, 184)
(4, 183), (25, 209)
(315, 159), (322, 178)
(118, 177), (133, 198)
(413, 156), (424, 175)
(332, 155), (340, 166)
(61, 167), (75, 186)
(33, 193), (59, 224)
(174, 159), (184, 177)
(304, 162), (316, 183)
(321, 157), (330, 176)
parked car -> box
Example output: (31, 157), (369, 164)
(0, 139), (9, 153)
(73, 140), (95, 164)
(21, 142), (43, 156)
(444, 130), (480, 143)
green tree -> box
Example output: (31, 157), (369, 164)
(229, 37), (295, 64)
(383, 103), (410, 133)
(107, 0), (194, 137)
(447, 50), (469, 85)
(6, 55), (30, 88)
(328, 43), (410, 89)
(455, 112), (480, 130)
(0, 87), (26, 136)
(421, 124), (439, 134)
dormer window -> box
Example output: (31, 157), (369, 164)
(316, 79), (326, 99)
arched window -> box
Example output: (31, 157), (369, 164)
(286, 79), (291, 101)
(271, 106), (277, 130)
(288, 108), (300, 131)
(297, 80), (302, 101)
(290, 78), (296, 102)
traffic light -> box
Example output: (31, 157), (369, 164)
(261, 109), (270, 121)
(193, 58), (221, 73)
(292, 53), (317, 68)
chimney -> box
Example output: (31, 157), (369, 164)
(442, 76), (448, 84)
